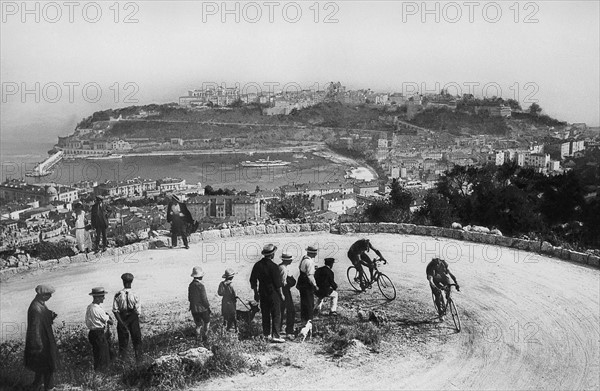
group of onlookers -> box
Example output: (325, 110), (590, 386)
(24, 273), (142, 390)
(71, 195), (111, 254)
(71, 194), (194, 254)
(22, 243), (339, 389)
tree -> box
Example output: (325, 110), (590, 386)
(506, 99), (522, 112)
(414, 192), (458, 227)
(267, 195), (313, 219)
(528, 103), (542, 116)
(389, 179), (413, 211)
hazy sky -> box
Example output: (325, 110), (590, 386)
(1, 0), (599, 144)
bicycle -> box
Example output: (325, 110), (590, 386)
(347, 258), (396, 300)
(431, 283), (461, 332)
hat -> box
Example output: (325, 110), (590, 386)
(89, 287), (108, 296)
(324, 257), (335, 266)
(35, 284), (56, 295)
(281, 253), (293, 263)
(171, 194), (180, 202)
(222, 268), (235, 278)
(262, 244), (277, 255)
(191, 266), (204, 278)
(306, 245), (318, 254)
(121, 273), (134, 282)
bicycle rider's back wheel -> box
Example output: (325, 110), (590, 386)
(449, 299), (461, 332)
(377, 273), (396, 300)
(347, 266), (366, 292)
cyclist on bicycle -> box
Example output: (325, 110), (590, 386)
(426, 257), (460, 321)
(347, 238), (386, 289)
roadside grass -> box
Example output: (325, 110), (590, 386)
(315, 313), (392, 355)
(1, 310), (269, 391)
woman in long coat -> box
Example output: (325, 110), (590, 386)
(25, 285), (58, 391)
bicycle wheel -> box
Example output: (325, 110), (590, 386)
(347, 266), (365, 292)
(376, 273), (396, 300)
(448, 299), (461, 332)
(431, 292), (439, 313)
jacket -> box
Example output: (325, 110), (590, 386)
(217, 280), (236, 318)
(188, 279), (210, 313)
(315, 266), (337, 298)
(24, 297), (58, 372)
(249, 257), (282, 297)
(91, 202), (110, 229)
(167, 201), (193, 235)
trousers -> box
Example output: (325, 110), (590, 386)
(280, 287), (295, 334)
(88, 329), (110, 371)
(117, 311), (142, 358)
(259, 291), (281, 338)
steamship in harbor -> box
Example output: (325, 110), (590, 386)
(240, 156), (290, 167)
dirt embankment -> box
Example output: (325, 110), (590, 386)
(1, 233), (598, 390)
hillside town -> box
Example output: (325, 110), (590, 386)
(1, 83), (599, 253)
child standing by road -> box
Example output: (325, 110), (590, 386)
(218, 268), (237, 331)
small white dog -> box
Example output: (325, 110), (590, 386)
(298, 320), (312, 342)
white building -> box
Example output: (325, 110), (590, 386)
(313, 192), (357, 215)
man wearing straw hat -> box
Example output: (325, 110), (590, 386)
(85, 287), (113, 371)
(297, 245), (318, 324)
(278, 253), (296, 339)
(25, 284), (58, 391)
(250, 244), (285, 343)
(189, 266), (211, 342)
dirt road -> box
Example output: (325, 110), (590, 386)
(1, 233), (598, 390)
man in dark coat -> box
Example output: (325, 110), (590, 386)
(250, 244), (285, 343)
(166, 194), (193, 249)
(91, 195), (111, 252)
(314, 257), (339, 315)
(25, 284), (58, 391)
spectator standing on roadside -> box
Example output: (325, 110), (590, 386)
(91, 196), (111, 252)
(167, 194), (193, 249)
(189, 266), (211, 342)
(296, 246), (318, 324)
(73, 203), (92, 253)
(85, 287), (113, 371)
(24, 284), (58, 391)
(278, 253), (296, 339)
(112, 273), (142, 360)
(218, 268), (237, 331)
(250, 244), (285, 343)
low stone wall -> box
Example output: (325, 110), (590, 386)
(2, 221), (597, 281)
(0, 223), (331, 282)
(337, 222), (600, 270)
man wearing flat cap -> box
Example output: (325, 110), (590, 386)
(112, 273), (142, 360)
(250, 244), (285, 343)
(91, 195), (111, 252)
(167, 194), (193, 249)
(25, 284), (58, 391)
(297, 246), (318, 324)
(85, 287), (113, 371)
(315, 258), (339, 316)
